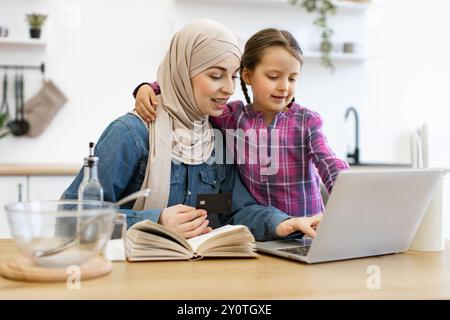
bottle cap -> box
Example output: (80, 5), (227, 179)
(84, 141), (99, 167)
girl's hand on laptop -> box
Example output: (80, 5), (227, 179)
(276, 213), (324, 238)
(135, 84), (158, 123)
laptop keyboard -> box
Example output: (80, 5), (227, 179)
(277, 246), (311, 256)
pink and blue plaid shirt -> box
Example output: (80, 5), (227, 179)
(210, 100), (349, 217)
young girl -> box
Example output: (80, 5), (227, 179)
(134, 28), (348, 219)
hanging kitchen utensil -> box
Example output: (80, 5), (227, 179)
(17, 70), (30, 135)
(0, 73), (10, 138)
(40, 62), (46, 84)
(7, 71), (23, 136)
(0, 73), (10, 118)
(8, 69), (29, 136)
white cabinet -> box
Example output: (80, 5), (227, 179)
(0, 175), (76, 238)
(0, 176), (28, 238)
(28, 176), (76, 201)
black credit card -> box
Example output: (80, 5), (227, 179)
(196, 193), (232, 229)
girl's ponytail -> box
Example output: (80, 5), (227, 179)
(239, 62), (252, 104)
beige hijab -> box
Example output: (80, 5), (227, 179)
(132, 20), (241, 211)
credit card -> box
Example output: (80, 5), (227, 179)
(196, 193), (232, 229)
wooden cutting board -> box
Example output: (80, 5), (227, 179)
(0, 255), (113, 282)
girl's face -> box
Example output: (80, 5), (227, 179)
(191, 55), (240, 117)
(242, 46), (300, 115)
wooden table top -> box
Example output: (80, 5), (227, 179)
(1, 239), (449, 299)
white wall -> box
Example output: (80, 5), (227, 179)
(0, 0), (449, 168)
(0, 0), (174, 164)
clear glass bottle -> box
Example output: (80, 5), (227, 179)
(78, 142), (103, 243)
(78, 142), (103, 202)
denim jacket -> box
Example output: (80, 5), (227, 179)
(62, 113), (297, 241)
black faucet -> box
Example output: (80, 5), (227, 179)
(344, 106), (360, 164)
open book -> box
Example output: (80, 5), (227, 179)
(125, 220), (257, 261)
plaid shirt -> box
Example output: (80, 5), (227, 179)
(210, 100), (349, 217)
(143, 82), (349, 217)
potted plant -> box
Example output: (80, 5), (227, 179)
(290, 0), (337, 71)
(25, 13), (47, 39)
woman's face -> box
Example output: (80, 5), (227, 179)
(191, 55), (240, 117)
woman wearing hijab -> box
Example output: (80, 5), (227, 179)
(63, 20), (321, 240)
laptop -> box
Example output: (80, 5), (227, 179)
(256, 169), (443, 264)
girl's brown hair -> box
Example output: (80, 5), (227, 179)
(240, 28), (303, 104)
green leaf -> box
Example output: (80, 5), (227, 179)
(302, 0), (316, 12)
(25, 13), (47, 28)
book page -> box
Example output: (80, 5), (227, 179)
(125, 238), (192, 259)
(129, 220), (193, 251)
(127, 229), (192, 256)
(187, 225), (246, 253)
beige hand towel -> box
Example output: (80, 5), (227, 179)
(24, 80), (68, 137)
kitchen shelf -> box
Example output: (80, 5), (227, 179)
(178, 0), (371, 11)
(332, 0), (371, 11)
(0, 38), (46, 47)
(303, 51), (375, 60)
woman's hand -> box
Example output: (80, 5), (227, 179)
(159, 204), (212, 239)
(135, 84), (158, 122)
(276, 213), (323, 238)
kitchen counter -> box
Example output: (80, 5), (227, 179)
(0, 239), (449, 299)
(349, 162), (412, 169)
(350, 162), (411, 167)
(0, 165), (80, 176)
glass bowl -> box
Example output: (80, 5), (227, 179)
(4, 200), (117, 268)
